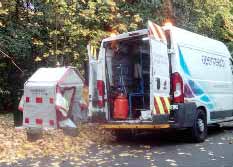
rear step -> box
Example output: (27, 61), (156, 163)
(108, 120), (152, 123)
(101, 123), (170, 129)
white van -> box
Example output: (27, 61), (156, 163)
(88, 21), (233, 142)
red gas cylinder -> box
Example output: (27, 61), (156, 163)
(113, 94), (129, 119)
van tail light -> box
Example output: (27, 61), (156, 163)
(97, 80), (105, 107)
(171, 72), (184, 103)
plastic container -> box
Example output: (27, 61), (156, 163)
(113, 94), (129, 119)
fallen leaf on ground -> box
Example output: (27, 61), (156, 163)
(0, 114), (114, 164)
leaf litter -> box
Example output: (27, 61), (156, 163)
(0, 114), (114, 164)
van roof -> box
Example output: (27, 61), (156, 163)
(165, 26), (231, 57)
(102, 25), (230, 58)
(103, 29), (148, 42)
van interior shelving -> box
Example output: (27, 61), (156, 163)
(105, 35), (150, 120)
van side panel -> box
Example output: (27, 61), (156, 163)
(170, 27), (233, 123)
(180, 46), (232, 106)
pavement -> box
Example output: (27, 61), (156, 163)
(2, 124), (233, 167)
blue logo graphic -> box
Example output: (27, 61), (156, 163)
(178, 46), (214, 110)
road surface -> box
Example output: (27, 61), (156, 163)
(2, 124), (233, 167)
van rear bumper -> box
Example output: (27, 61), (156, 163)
(169, 102), (197, 128)
(101, 102), (197, 130)
(101, 123), (170, 129)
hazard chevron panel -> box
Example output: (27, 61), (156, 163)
(88, 45), (98, 59)
(148, 21), (167, 43)
(153, 96), (171, 115)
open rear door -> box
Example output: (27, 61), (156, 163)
(87, 44), (99, 117)
(148, 21), (171, 123)
(87, 44), (107, 122)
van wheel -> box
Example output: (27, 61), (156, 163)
(191, 109), (207, 142)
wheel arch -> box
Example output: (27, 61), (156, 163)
(196, 105), (210, 123)
(197, 106), (207, 116)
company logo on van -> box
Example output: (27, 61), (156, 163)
(202, 55), (225, 67)
(178, 46), (215, 110)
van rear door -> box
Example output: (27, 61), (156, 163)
(148, 21), (171, 122)
(87, 44), (99, 117)
(87, 44), (107, 122)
